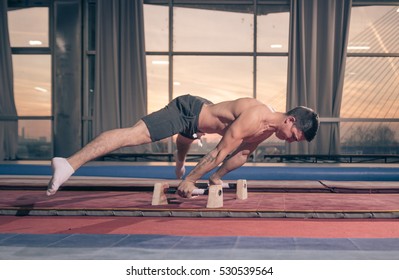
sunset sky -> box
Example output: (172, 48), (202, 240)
(7, 4), (399, 141)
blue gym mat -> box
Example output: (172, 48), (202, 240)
(1, 233), (399, 260)
(1, 163), (399, 181)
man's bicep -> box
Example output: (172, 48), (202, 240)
(238, 139), (263, 154)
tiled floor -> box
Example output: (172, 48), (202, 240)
(1, 233), (399, 260)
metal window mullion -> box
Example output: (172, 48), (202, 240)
(352, 1), (399, 6)
(11, 47), (51, 54)
(168, 0), (174, 103)
(147, 51), (288, 56)
(347, 52), (399, 57)
(252, 0), (258, 162)
(168, 0), (174, 154)
(253, 0), (257, 100)
(0, 116), (54, 120)
(82, 0), (90, 145)
(320, 118), (399, 122)
(49, 1), (55, 157)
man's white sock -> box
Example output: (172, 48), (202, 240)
(47, 157), (74, 196)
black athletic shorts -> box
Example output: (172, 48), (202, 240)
(141, 94), (213, 142)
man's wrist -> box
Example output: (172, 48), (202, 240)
(183, 176), (196, 184)
(209, 174), (220, 182)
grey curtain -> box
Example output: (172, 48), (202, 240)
(94, 0), (148, 152)
(287, 0), (352, 154)
(0, 1), (18, 160)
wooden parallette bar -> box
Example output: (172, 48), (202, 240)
(151, 179), (248, 207)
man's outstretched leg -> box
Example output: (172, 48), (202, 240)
(174, 134), (194, 179)
(47, 120), (152, 196)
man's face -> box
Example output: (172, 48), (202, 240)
(275, 117), (305, 143)
(285, 126), (305, 143)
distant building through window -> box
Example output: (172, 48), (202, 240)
(7, 5), (52, 159)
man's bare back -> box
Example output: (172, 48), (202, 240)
(198, 98), (277, 142)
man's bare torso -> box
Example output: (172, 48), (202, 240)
(198, 98), (277, 142)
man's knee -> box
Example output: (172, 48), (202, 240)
(123, 120), (152, 145)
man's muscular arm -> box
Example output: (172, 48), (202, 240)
(184, 149), (220, 183)
(177, 108), (262, 198)
(177, 136), (243, 198)
(209, 141), (261, 185)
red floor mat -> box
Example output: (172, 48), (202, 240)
(1, 177), (399, 218)
(1, 216), (399, 238)
(1, 190), (399, 216)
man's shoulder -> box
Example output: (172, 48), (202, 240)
(232, 97), (265, 109)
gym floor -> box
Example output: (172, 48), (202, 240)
(0, 161), (399, 260)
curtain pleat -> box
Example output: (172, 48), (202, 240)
(287, 0), (352, 154)
(0, 1), (18, 160)
(94, 0), (148, 152)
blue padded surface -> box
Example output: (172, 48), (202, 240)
(1, 233), (399, 260)
(0, 164), (398, 181)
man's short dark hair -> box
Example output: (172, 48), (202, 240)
(286, 106), (319, 142)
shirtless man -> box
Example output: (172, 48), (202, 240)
(47, 94), (319, 198)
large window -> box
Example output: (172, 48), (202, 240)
(8, 7), (49, 47)
(341, 5), (399, 154)
(7, 4), (52, 159)
(7, 0), (397, 160)
(144, 1), (290, 156)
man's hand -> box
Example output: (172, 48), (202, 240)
(177, 180), (198, 198)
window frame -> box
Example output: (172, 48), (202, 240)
(7, 1), (54, 159)
(337, 2), (399, 154)
(143, 0), (290, 158)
